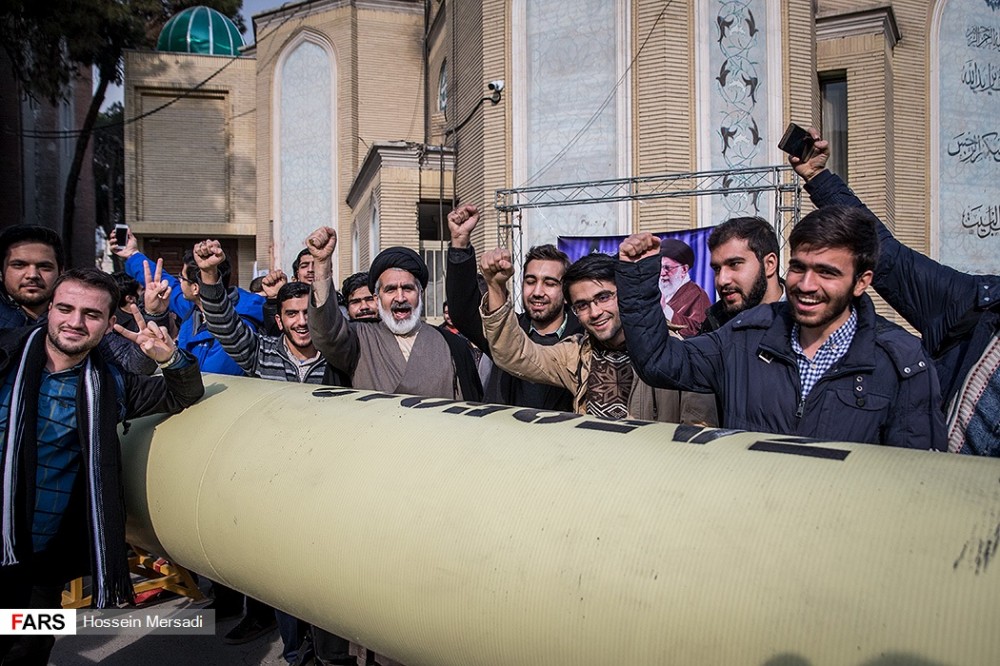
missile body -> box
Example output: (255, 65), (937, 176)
(121, 375), (1000, 665)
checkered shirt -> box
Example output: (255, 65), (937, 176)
(791, 307), (858, 401)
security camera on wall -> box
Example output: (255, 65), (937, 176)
(488, 80), (505, 92)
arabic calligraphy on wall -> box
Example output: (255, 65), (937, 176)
(936, 1), (1000, 272)
(948, 131), (1000, 162)
(966, 24), (1000, 51)
(962, 59), (1000, 93)
(960, 204), (1000, 238)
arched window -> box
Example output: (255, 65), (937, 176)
(274, 32), (337, 282)
(369, 199), (380, 260)
(351, 222), (360, 273)
(438, 60), (448, 114)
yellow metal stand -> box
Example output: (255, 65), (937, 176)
(61, 546), (204, 608)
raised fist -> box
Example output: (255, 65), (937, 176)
(306, 227), (337, 261)
(194, 239), (226, 270)
(261, 269), (288, 299)
(619, 233), (660, 263)
(479, 247), (515, 287)
(448, 204), (480, 249)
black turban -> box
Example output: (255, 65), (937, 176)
(367, 246), (429, 292)
(659, 238), (695, 268)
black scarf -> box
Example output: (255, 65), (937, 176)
(1, 328), (133, 607)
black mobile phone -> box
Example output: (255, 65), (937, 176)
(778, 123), (814, 161)
(114, 224), (129, 246)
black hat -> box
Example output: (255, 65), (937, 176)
(659, 238), (695, 268)
(367, 247), (429, 292)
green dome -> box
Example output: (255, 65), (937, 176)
(157, 6), (244, 56)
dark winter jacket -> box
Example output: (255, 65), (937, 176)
(616, 256), (946, 450)
(0, 326), (204, 595)
(806, 169), (1000, 436)
(446, 245), (580, 410)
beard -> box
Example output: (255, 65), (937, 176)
(523, 297), (561, 327)
(789, 285), (855, 332)
(658, 274), (686, 303)
(47, 324), (102, 358)
(11, 279), (51, 307)
(378, 294), (423, 335)
(721, 264), (769, 315)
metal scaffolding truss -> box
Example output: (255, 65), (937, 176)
(492, 164), (803, 256)
(495, 164), (801, 212)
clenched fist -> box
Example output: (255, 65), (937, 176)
(306, 227), (337, 262)
(260, 269), (288, 299)
(448, 204), (480, 249)
(619, 233), (661, 263)
(194, 239), (226, 284)
(479, 247), (515, 288)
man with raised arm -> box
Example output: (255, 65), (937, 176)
(615, 207), (945, 449)
(306, 227), (481, 400)
(446, 204), (582, 409)
(479, 247), (716, 425)
(195, 240), (327, 383)
(112, 231), (264, 376)
(794, 128), (1000, 455)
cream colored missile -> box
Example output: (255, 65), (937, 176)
(121, 375), (1000, 665)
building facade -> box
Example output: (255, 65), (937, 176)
(123, 0), (1000, 304)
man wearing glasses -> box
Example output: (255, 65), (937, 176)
(479, 249), (716, 425)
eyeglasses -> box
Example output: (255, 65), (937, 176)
(660, 262), (682, 276)
(570, 290), (616, 315)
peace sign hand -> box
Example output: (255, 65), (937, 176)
(114, 304), (177, 364)
(143, 258), (172, 316)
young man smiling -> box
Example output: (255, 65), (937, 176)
(0, 268), (203, 662)
(445, 203), (582, 410)
(615, 207), (945, 449)
(196, 241), (327, 384)
(480, 249), (716, 425)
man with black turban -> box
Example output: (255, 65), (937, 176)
(658, 238), (711, 337)
(305, 227), (481, 400)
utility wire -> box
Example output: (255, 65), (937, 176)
(17, 2), (305, 139)
(520, 0), (673, 188)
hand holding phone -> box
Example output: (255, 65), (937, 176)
(114, 224), (129, 247)
(778, 123), (814, 162)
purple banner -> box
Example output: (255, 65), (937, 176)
(558, 228), (717, 337)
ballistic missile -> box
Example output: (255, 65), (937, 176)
(121, 375), (1000, 665)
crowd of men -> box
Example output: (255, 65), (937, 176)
(0, 128), (998, 664)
